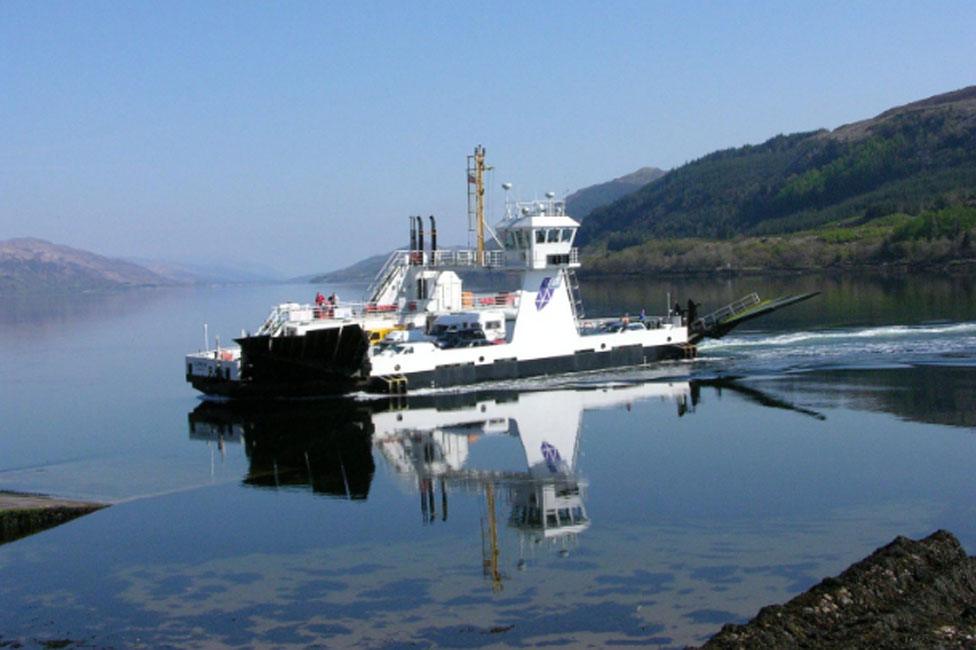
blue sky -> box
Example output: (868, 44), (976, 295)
(2, 1), (974, 276)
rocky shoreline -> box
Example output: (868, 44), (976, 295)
(0, 492), (106, 545)
(701, 530), (976, 649)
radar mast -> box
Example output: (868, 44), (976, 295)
(467, 145), (489, 265)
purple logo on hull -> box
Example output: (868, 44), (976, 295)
(535, 277), (555, 310)
(541, 441), (563, 473)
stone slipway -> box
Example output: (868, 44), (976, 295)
(0, 491), (106, 545)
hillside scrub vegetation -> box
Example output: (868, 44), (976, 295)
(578, 86), (976, 273)
(582, 206), (976, 275)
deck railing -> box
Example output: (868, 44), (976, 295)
(257, 292), (521, 334)
(431, 249), (506, 267)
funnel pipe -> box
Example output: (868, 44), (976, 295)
(409, 216), (417, 259)
(416, 216), (424, 265)
(429, 215), (437, 257)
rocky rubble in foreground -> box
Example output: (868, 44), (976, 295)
(701, 530), (976, 649)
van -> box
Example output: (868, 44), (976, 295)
(429, 310), (506, 343)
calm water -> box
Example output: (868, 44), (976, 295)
(1, 274), (975, 648)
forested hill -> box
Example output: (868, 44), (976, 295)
(578, 86), (976, 251)
(564, 166), (665, 220)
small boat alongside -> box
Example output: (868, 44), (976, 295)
(186, 147), (816, 399)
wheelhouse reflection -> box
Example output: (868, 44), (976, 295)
(188, 380), (702, 588)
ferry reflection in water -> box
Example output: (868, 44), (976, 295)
(190, 381), (826, 590)
(188, 400), (376, 499)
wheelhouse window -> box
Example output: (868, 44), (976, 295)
(535, 230), (546, 244)
(547, 229), (560, 243)
(561, 228), (575, 243)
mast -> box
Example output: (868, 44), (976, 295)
(467, 145), (487, 266)
(482, 480), (502, 591)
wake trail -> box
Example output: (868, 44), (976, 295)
(702, 321), (976, 350)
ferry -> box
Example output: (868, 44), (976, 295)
(186, 147), (816, 399)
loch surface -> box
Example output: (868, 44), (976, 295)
(1, 274), (974, 648)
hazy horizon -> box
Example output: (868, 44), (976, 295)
(3, 1), (975, 276)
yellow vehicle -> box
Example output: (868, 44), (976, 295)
(367, 326), (397, 345)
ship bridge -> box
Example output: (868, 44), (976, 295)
(498, 198), (581, 271)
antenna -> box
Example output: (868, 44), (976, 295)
(502, 183), (513, 219)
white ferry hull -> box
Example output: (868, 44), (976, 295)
(367, 339), (690, 393)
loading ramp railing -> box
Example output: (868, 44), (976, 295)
(694, 293), (760, 331)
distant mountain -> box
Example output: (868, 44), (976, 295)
(0, 238), (173, 294)
(579, 86), (976, 252)
(307, 251), (391, 284)
(564, 166), (666, 220)
(128, 258), (284, 284)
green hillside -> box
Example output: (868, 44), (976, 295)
(578, 86), (976, 268)
(564, 166), (665, 220)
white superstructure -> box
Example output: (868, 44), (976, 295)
(362, 196), (688, 383)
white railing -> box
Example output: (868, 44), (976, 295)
(366, 250), (412, 304)
(431, 249), (506, 268)
(364, 249), (513, 306)
(257, 301), (395, 335)
(370, 248), (510, 269)
(513, 199), (566, 217)
(698, 293), (761, 329)
(255, 291), (521, 334)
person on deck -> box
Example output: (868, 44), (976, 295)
(314, 292), (326, 318)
